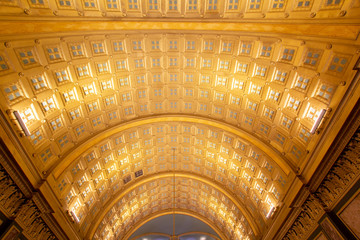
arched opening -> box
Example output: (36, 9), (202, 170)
(129, 214), (220, 240)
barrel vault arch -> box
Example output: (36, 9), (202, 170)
(0, 2), (359, 239)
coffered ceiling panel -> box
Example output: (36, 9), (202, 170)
(93, 176), (252, 239)
(1, 0), (359, 19)
(0, 32), (357, 172)
(0, 29), (358, 240)
(52, 121), (292, 239)
(0, 0), (359, 239)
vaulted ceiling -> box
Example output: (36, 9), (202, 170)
(0, 0), (359, 239)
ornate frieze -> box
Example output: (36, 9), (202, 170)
(0, 163), (58, 239)
(282, 126), (360, 239)
(0, 165), (26, 217)
(315, 129), (360, 210)
(283, 194), (325, 240)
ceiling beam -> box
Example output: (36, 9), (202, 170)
(0, 20), (359, 40)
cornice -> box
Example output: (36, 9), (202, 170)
(308, 97), (360, 193)
(0, 140), (34, 198)
(275, 109), (360, 239)
(0, 110), (43, 187)
(0, 138), (68, 239)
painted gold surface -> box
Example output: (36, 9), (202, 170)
(0, 21), (359, 40)
(0, 0), (359, 239)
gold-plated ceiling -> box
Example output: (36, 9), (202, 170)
(58, 121), (290, 239)
(0, 0), (360, 239)
(94, 176), (252, 239)
(0, 0), (359, 19)
(1, 32), (357, 171)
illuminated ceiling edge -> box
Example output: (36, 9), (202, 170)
(51, 115), (293, 179)
(86, 172), (261, 239)
(0, 21), (360, 40)
(124, 210), (224, 240)
(300, 68), (360, 181)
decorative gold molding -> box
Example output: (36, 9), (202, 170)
(0, 141), (68, 240)
(280, 124), (360, 239)
(0, 21), (359, 40)
(0, 2), (359, 238)
(88, 172), (261, 239)
(0, 164), (59, 239)
(124, 210), (225, 240)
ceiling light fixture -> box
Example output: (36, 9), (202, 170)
(13, 111), (30, 136)
(69, 210), (80, 223)
(310, 109), (327, 134)
(266, 206), (276, 219)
